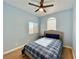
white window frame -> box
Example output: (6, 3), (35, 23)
(47, 17), (56, 30)
(29, 22), (38, 34)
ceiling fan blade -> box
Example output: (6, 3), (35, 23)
(29, 3), (39, 7)
(43, 4), (54, 8)
(41, 0), (44, 4)
(43, 9), (46, 13)
(35, 8), (39, 12)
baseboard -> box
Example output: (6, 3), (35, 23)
(3, 44), (25, 55)
(64, 45), (72, 49)
(72, 49), (76, 59)
(3, 45), (72, 55)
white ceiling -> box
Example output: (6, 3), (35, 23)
(4, 0), (74, 16)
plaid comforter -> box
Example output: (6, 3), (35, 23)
(23, 39), (63, 59)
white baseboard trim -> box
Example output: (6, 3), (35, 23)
(72, 49), (76, 59)
(3, 44), (25, 55)
(64, 45), (72, 49)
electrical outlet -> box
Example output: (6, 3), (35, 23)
(15, 43), (18, 46)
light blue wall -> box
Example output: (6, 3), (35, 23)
(3, 2), (40, 52)
(40, 9), (73, 47)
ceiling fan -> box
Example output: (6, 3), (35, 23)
(28, 0), (54, 13)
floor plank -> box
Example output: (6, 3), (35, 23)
(3, 47), (73, 59)
(61, 47), (73, 59)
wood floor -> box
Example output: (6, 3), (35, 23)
(3, 47), (73, 59)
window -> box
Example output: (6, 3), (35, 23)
(29, 22), (38, 34)
(47, 17), (56, 30)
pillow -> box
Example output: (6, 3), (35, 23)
(45, 34), (60, 39)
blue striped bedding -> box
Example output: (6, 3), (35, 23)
(22, 38), (63, 59)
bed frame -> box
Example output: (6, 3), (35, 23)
(22, 30), (64, 59)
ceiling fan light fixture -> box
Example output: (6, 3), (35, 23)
(28, 0), (54, 13)
(39, 8), (43, 12)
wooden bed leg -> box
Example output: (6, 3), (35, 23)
(21, 48), (26, 56)
(22, 49), (24, 55)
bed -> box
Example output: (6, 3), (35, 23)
(22, 30), (64, 59)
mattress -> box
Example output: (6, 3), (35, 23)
(22, 37), (63, 59)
